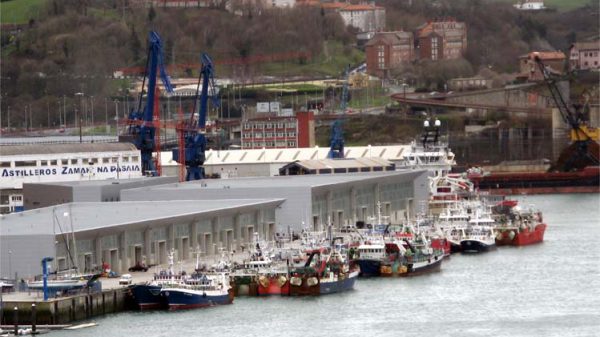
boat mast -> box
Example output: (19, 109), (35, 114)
(69, 204), (79, 272)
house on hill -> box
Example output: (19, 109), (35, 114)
(518, 51), (566, 82)
(417, 19), (467, 60)
(317, 2), (385, 33)
(570, 41), (600, 71)
(365, 31), (414, 78)
(514, 0), (546, 10)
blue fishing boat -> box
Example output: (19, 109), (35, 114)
(161, 272), (233, 310)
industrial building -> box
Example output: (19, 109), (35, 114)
(1, 170), (428, 280)
(122, 170), (429, 233)
(0, 199), (283, 279)
(0, 143), (143, 214)
(160, 145), (410, 178)
(23, 176), (178, 210)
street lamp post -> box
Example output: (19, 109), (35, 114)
(104, 97), (108, 133)
(75, 92), (84, 143)
(114, 100), (119, 138)
(90, 96), (94, 139)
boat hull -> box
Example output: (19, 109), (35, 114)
(231, 275), (258, 297)
(431, 238), (451, 257)
(380, 256), (443, 277)
(460, 239), (496, 253)
(257, 275), (290, 296)
(131, 284), (166, 310)
(162, 288), (234, 310)
(496, 224), (546, 246)
(356, 259), (381, 277)
(319, 271), (358, 294)
(514, 224), (546, 246)
(289, 275), (320, 296)
(404, 256), (443, 277)
(449, 241), (462, 253)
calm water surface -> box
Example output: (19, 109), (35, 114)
(54, 194), (600, 337)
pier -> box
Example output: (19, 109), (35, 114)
(1, 288), (128, 326)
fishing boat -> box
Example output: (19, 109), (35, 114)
(437, 202), (471, 253)
(161, 272), (234, 310)
(355, 238), (386, 277)
(289, 246), (358, 296)
(398, 119), (456, 179)
(379, 233), (444, 277)
(130, 250), (184, 310)
(460, 204), (497, 253)
(256, 262), (290, 296)
(495, 206), (547, 246)
(27, 272), (101, 294)
(230, 233), (272, 296)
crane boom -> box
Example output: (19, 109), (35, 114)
(534, 55), (599, 171)
(173, 53), (219, 180)
(125, 31), (174, 176)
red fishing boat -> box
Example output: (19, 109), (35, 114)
(495, 207), (547, 246)
(257, 270), (290, 296)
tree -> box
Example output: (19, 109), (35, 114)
(130, 26), (141, 63)
(148, 5), (156, 23)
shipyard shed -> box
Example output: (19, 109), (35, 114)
(278, 158), (395, 175)
(0, 142), (143, 214)
(0, 199), (283, 279)
(160, 145), (409, 178)
(22, 176), (178, 210)
(122, 170), (429, 233)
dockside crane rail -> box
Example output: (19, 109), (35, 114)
(172, 52), (220, 181)
(126, 31), (174, 176)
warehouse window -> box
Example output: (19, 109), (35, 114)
(61, 159), (69, 165)
(102, 158), (110, 164)
(15, 160), (36, 167)
(132, 156), (139, 162)
(70, 159), (78, 165)
(0, 162), (11, 168)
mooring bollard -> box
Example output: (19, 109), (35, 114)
(31, 303), (37, 334)
(13, 306), (18, 336)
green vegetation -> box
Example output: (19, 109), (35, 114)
(0, 0), (46, 24)
(316, 115), (426, 147)
(260, 41), (364, 77)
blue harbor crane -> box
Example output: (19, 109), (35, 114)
(172, 53), (219, 180)
(328, 65), (350, 159)
(123, 31), (174, 176)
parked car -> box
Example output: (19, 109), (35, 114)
(128, 262), (149, 272)
(119, 274), (132, 285)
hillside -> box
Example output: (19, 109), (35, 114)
(0, 0), (46, 25)
(0, 0), (598, 131)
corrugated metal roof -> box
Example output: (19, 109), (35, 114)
(127, 170), (423, 191)
(286, 157), (393, 170)
(1, 142), (138, 156)
(1, 199), (284, 236)
(161, 145), (409, 166)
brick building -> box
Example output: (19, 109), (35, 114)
(417, 19), (467, 60)
(365, 31), (414, 78)
(570, 41), (600, 70)
(518, 51), (566, 82)
(241, 111), (315, 149)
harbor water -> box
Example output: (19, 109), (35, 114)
(50, 194), (600, 337)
